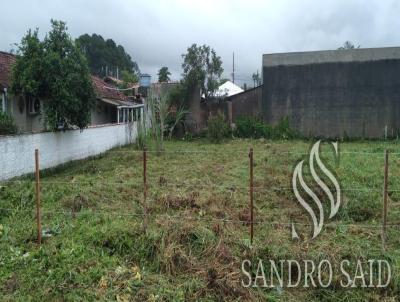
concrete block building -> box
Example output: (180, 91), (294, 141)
(262, 47), (400, 138)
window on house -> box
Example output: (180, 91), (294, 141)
(27, 95), (40, 115)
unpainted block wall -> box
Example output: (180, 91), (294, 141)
(262, 59), (400, 138)
(228, 86), (262, 122)
(0, 123), (137, 180)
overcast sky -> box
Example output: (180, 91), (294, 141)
(1, 0), (400, 86)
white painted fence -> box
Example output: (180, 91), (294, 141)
(0, 123), (137, 181)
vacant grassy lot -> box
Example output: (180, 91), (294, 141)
(1, 138), (400, 301)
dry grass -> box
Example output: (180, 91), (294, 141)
(1, 138), (400, 301)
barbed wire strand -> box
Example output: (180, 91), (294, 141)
(2, 180), (400, 193)
(2, 207), (400, 230)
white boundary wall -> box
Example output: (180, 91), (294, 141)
(0, 123), (137, 181)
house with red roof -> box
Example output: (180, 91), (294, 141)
(0, 51), (143, 133)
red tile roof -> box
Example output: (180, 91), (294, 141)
(91, 75), (128, 101)
(0, 51), (127, 101)
(0, 51), (16, 89)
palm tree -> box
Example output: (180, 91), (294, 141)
(158, 67), (171, 82)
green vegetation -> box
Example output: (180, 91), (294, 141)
(11, 20), (96, 131)
(76, 33), (139, 79)
(235, 116), (297, 139)
(1, 139), (400, 301)
(0, 111), (17, 135)
(147, 94), (170, 154)
(181, 44), (223, 100)
(166, 44), (223, 109)
(134, 119), (148, 151)
(206, 113), (231, 143)
(157, 67), (171, 83)
(166, 106), (188, 139)
(119, 70), (139, 97)
(167, 83), (187, 108)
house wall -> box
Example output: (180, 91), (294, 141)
(0, 123), (137, 180)
(9, 95), (42, 133)
(185, 86), (205, 133)
(228, 86), (263, 123)
(150, 82), (179, 99)
(262, 58), (400, 138)
(10, 96), (122, 131)
(90, 102), (117, 125)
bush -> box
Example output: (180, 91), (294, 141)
(235, 116), (265, 138)
(0, 111), (17, 135)
(134, 120), (148, 150)
(234, 116), (297, 139)
(206, 114), (230, 143)
(272, 116), (297, 139)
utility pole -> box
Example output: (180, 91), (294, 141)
(232, 52), (235, 84)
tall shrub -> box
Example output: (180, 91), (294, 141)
(206, 114), (230, 143)
(0, 111), (17, 135)
(234, 116), (297, 139)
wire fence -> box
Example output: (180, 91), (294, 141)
(1, 146), (399, 250)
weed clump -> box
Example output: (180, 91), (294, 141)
(235, 116), (297, 139)
(206, 114), (231, 143)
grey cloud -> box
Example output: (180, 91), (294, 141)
(1, 0), (399, 86)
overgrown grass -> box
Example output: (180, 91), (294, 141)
(1, 138), (400, 301)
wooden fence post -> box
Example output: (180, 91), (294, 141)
(249, 147), (254, 245)
(35, 149), (42, 246)
(382, 149), (389, 251)
(143, 147), (148, 229)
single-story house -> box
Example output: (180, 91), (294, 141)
(214, 80), (244, 98)
(0, 51), (143, 133)
(91, 75), (144, 125)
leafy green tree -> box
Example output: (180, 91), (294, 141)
(11, 20), (96, 130)
(181, 44), (223, 99)
(158, 66), (171, 82)
(167, 83), (187, 108)
(121, 70), (138, 84)
(338, 41), (360, 50)
(118, 70), (139, 96)
(76, 33), (139, 77)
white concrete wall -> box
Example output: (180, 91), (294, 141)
(0, 123), (137, 180)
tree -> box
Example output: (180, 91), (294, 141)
(76, 33), (140, 78)
(252, 71), (261, 87)
(181, 44), (223, 99)
(167, 83), (186, 108)
(11, 20), (96, 131)
(121, 70), (138, 84)
(119, 70), (139, 96)
(338, 41), (360, 50)
(158, 66), (171, 82)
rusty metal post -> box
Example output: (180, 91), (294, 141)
(143, 147), (148, 228)
(35, 149), (42, 246)
(249, 147), (254, 245)
(382, 149), (389, 251)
